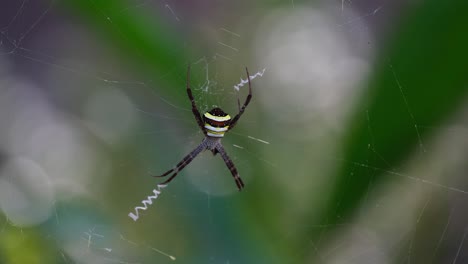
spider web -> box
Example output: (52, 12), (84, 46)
(0, 0), (467, 263)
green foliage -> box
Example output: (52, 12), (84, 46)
(54, 0), (468, 262)
(61, 0), (187, 95)
(320, 0), (468, 229)
(0, 226), (56, 264)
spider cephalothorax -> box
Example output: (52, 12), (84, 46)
(154, 65), (252, 190)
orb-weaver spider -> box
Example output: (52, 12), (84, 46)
(154, 65), (252, 190)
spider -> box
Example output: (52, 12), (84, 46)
(154, 65), (252, 190)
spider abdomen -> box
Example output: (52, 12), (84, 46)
(203, 108), (231, 137)
(204, 123), (229, 137)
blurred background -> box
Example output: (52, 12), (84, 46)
(1, 0), (468, 263)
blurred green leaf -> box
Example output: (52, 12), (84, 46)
(0, 225), (56, 264)
(61, 0), (187, 96)
(306, 0), (468, 253)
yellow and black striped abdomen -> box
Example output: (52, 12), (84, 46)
(203, 108), (231, 137)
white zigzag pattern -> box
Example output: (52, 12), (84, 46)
(233, 68), (266, 91)
(128, 184), (167, 221)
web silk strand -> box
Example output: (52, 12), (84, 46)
(128, 184), (167, 221)
(234, 68), (266, 91)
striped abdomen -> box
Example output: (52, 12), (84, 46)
(203, 108), (231, 137)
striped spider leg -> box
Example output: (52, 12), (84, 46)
(154, 66), (252, 190)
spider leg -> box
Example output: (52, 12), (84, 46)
(154, 141), (206, 185)
(186, 64), (207, 135)
(229, 67), (252, 130)
(216, 144), (245, 191)
(155, 167), (176, 178)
